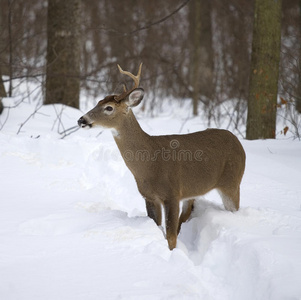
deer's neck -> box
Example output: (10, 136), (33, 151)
(112, 109), (151, 155)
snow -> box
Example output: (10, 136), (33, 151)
(1, 96), (301, 300)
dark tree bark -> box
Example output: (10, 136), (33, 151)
(190, 0), (213, 116)
(0, 9), (6, 114)
(246, 0), (282, 140)
(45, 0), (81, 108)
(0, 67), (6, 114)
(297, 0), (301, 114)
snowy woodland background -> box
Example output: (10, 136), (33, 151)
(0, 0), (301, 136)
(1, 1), (301, 299)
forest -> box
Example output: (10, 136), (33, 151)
(0, 0), (300, 138)
(1, 2), (301, 299)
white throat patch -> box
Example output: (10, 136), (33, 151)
(111, 128), (120, 137)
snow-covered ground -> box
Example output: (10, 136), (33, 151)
(1, 95), (301, 300)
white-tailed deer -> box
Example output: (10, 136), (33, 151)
(78, 64), (246, 250)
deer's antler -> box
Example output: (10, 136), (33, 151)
(114, 63), (142, 102)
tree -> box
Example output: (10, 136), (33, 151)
(189, 0), (213, 116)
(0, 8), (6, 114)
(45, 0), (81, 108)
(297, 0), (301, 114)
(0, 67), (6, 114)
(246, 0), (282, 140)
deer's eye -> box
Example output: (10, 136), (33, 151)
(105, 106), (113, 112)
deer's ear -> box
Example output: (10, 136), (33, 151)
(126, 88), (144, 107)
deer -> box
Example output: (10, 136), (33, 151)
(78, 64), (246, 250)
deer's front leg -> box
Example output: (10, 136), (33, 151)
(178, 199), (195, 234)
(145, 199), (162, 226)
(164, 200), (180, 250)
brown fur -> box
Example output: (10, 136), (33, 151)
(78, 89), (246, 250)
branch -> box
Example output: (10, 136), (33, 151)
(0, 104), (10, 131)
(17, 102), (43, 135)
(60, 125), (80, 139)
(125, 0), (191, 36)
(96, 0), (191, 37)
(52, 105), (66, 134)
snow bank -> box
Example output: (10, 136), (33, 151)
(1, 99), (301, 300)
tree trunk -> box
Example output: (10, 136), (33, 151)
(0, 66), (6, 114)
(0, 8), (6, 114)
(45, 0), (81, 108)
(246, 0), (282, 140)
(296, 0), (301, 114)
(190, 0), (213, 116)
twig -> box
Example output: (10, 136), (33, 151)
(125, 0), (191, 36)
(179, 111), (192, 133)
(0, 105), (10, 131)
(60, 125), (80, 139)
(96, 0), (191, 37)
(96, 130), (103, 138)
(17, 102), (43, 134)
(52, 105), (66, 134)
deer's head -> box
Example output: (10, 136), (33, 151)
(78, 64), (144, 129)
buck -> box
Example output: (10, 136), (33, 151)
(78, 64), (246, 250)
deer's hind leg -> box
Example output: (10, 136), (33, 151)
(218, 186), (240, 212)
(145, 199), (162, 226)
(177, 199), (195, 234)
(164, 200), (180, 250)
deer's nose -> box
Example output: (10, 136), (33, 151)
(78, 116), (87, 127)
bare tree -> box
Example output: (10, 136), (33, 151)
(0, 63), (5, 113)
(45, 0), (81, 108)
(1, 0), (300, 135)
(297, 0), (301, 113)
(189, 0), (213, 116)
(246, 0), (282, 140)
(0, 4), (6, 114)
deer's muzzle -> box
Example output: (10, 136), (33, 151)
(78, 116), (92, 128)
